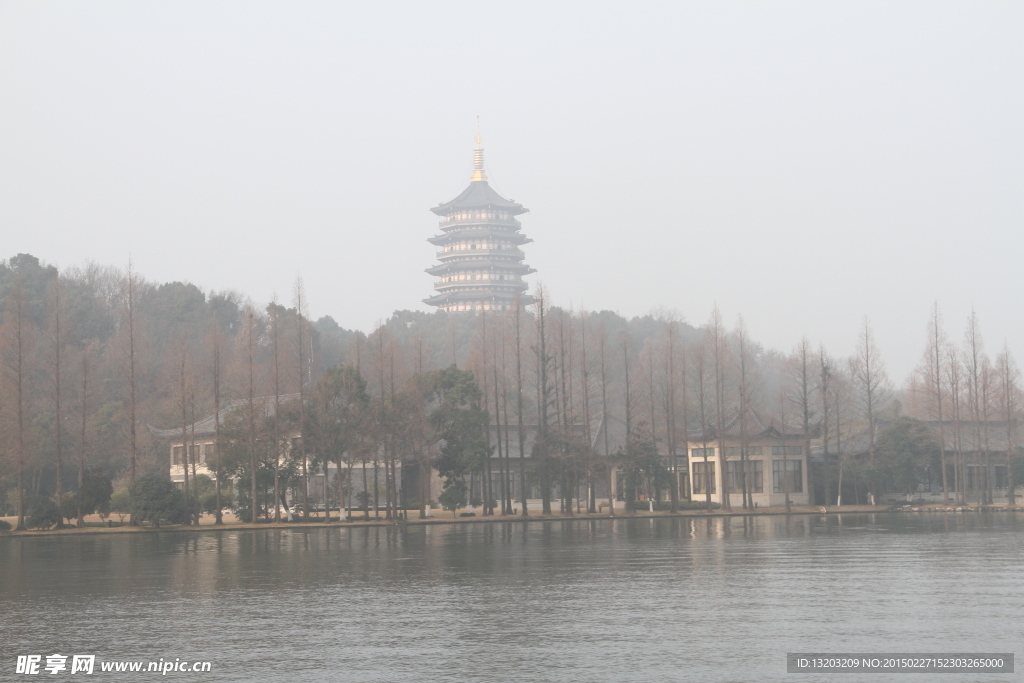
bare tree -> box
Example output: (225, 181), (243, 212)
(921, 303), (950, 502)
(996, 345), (1020, 505)
(210, 320), (225, 524)
(709, 307), (731, 511)
(178, 340), (193, 525)
(513, 292), (528, 516)
(294, 278), (309, 520)
(735, 318), (758, 510)
(500, 314), (514, 515)
(818, 346), (833, 503)
(621, 332), (634, 505)
(963, 309), (988, 504)
(123, 261), (139, 522)
(480, 311), (492, 516)
(851, 317), (889, 505)
(692, 327), (715, 512)
(76, 344), (93, 527)
(3, 281), (32, 529)
(945, 344), (966, 504)
(269, 299), (282, 522)
(775, 389), (792, 513)
(533, 287), (554, 514)
(598, 321), (614, 516)
(793, 337), (815, 505)
(49, 273), (65, 527)
(579, 311), (596, 513)
(245, 307), (259, 524)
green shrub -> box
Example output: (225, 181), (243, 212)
(28, 498), (61, 529)
(439, 481), (468, 518)
(129, 476), (187, 527)
(109, 489), (131, 523)
(0, 519), (12, 532)
(200, 491), (221, 516)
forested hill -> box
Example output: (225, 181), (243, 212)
(0, 253), (709, 503)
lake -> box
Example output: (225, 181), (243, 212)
(1, 513), (1021, 682)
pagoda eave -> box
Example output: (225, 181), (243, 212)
(427, 261), (534, 276)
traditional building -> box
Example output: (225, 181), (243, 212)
(424, 132), (535, 312)
(686, 410), (811, 508)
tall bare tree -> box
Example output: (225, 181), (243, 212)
(294, 278), (309, 520)
(818, 347), (833, 503)
(945, 344), (966, 504)
(533, 287), (554, 514)
(775, 389), (792, 513)
(49, 273), (66, 527)
(245, 307), (259, 523)
(851, 317), (889, 505)
(4, 281), (32, 529)
(513, 292), (528, 516)
(123, 261), (139, 522)
(598, 322), (614, 516)
(662, 319), (682, 512)
(581, 310), (596, 513)
(793, 337), (815, 505)
(269, 299), (282, 522)
(996, 345), (1020, 505)
(692, 327), (716, 511)
(963, 309), (987, 504)
(211, 319), (225, 524)
(178, 340), (193, 525)
(921, 303), (950, 502)
(709, 307), (731, 511)
(734, 318), (757, 510)
(76, 344), (93, 527)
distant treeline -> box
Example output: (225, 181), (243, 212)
(0, 253), (1020, 530)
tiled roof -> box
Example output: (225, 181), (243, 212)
(148, 393), (301, 439)
(431, 181), (528, 215)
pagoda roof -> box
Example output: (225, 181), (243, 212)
(424, 290), (533, 306)
(431, 181), (529, 216)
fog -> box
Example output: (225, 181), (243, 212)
(1, 1), (1021, 380)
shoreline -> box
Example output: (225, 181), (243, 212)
(2, 503), (1016, 539)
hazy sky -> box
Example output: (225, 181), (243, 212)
(1, 2), (1021, 381)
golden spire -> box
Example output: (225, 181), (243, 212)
(471, 117), (487, 182)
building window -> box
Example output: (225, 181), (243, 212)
(725, 460), (763, 493)
(725, 446), (763, 456)
(172, 446), (183, 465)
(995, 465), (1008, 489)
(771, 446), (802, 456)
(773, 460), (803, 493)
(966, 465), (988, 490)
(691, 447), (715, 458)
(692, 462), (716, 494)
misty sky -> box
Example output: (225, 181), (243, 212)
(1, 2), (1021, 381)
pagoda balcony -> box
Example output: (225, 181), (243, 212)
(434, 280), (529, 291)
(436, 247), (526, 260)
(440, 217), (521, 230)
(429, 231), (532, 246)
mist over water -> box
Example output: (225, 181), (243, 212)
(2, 514), (1021, 682)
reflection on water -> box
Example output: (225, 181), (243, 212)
(1, 514), (1022, 682)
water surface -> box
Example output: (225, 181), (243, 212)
(1, 513), (1021, 682)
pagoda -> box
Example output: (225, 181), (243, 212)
(424, 132), (535, 312)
